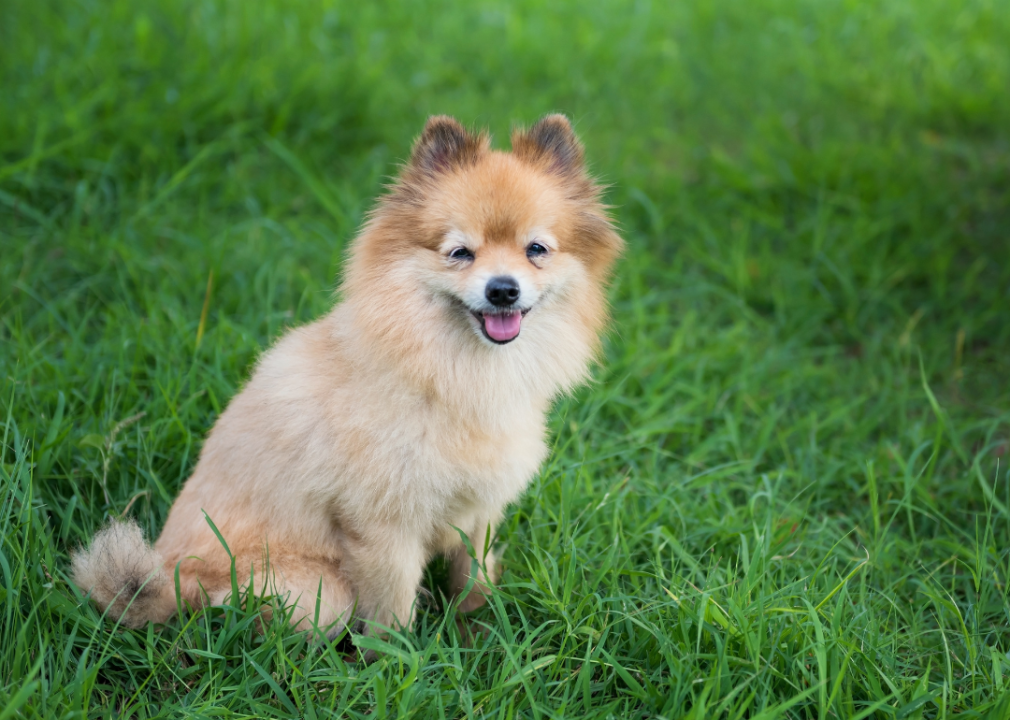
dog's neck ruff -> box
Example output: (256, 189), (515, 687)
(337, 295), (594, 428)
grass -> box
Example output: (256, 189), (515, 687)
(2, 0), (1010, 716)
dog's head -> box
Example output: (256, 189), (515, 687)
(345, 115), (622, 390)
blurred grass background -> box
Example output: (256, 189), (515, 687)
(2, 0), (1010, 716)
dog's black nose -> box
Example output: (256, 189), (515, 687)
(485, 276), (521, 307)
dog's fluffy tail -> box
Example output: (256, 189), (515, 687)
(72, 518), (176, 628)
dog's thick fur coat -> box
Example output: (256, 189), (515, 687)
(73, 114), (623, 635)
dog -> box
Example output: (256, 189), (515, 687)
(72, 114), (623, 639)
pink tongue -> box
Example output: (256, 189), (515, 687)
(484, 312), (522, 342)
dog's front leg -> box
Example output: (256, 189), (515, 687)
(345, 532), (426, 635)
(448, 517), (499, 612)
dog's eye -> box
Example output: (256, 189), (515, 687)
(526, 242), (548, 259)
(449, 247), (474, 261)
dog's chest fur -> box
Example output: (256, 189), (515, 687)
(219, 311), (551, 550)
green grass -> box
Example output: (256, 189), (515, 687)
(3, 0), (1010, 716)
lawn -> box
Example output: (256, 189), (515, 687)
(2, 0), (1010, 716)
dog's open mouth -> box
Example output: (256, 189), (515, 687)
(471, 308), (531, 344)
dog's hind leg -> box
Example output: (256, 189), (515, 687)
(238, 555), (356, 639)
(174, 551), (355, 639)
(279, 562), (356, 638)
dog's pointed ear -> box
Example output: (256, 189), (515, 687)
(512, 114), (584, 176)
(409, 116), (488, 174)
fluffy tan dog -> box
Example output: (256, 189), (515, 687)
(73, 114), (623, 637)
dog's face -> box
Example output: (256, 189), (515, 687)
(347, 115), (622, 361)
(421, 147), (600, 346)
(436, 221), (559, 345)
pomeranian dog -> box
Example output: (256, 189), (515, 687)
(72, 114), (623, 638)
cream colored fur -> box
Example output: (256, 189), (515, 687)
(73, 114), (623, 637)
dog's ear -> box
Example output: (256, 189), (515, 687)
(512, 114), (584, 176)
(409, 116), (487, 174)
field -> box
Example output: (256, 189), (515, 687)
(2, 0), (1010, 716)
